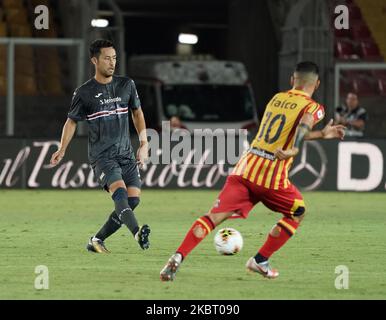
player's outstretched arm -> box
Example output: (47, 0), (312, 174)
(305, 119), (346, 141)
(50, 118), (77, 166)
(274, 113), (314, 160)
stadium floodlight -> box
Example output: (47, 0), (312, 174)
(91, 19), (109, 28)
(178, 33), (198, 45)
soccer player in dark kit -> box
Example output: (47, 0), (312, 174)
(50, 39), (150, 253)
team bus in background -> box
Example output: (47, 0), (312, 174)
(128, 55), (259, 135)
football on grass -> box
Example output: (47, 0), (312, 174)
(214, 228), (243, 255)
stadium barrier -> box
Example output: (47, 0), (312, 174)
(0, 137), (385, 191)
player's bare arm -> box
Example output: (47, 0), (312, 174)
(131, 107), (148, 168)
(50, 118), (77, 165)
(305, 118), (346, 140)
(274, 112), (313, 160)
(275, 113), (346, 160)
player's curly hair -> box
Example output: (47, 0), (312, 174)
(89, 39), (115, 58)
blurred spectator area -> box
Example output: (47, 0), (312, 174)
(0, 0), (72, 137)
(332, 0), (385, 62)
(0, 0), (67, 97)
(330, 0), (386, 97)
(337, 68), (386, 137)
(330, 0), (386, 137)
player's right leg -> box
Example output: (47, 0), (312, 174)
(160, 175), (257, 281)
(246, 184), (306, 279)
(160, 211), (233, 282)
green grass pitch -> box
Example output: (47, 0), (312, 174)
(0, 189), (385, 299)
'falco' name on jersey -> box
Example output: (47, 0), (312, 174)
(270, 97), (298, 110)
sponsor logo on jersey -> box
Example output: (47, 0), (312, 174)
(95, 93), (103, 98)
(99, 97), (122, 105)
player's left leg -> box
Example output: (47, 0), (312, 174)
(246, 184), (305, 279)
(126, 186), (150, 250)
(92, 188), (141, 244)
(120, 159), (150, 249)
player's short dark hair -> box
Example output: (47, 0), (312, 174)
(295, 61), (319, 76)
(89, 39), (115, 58)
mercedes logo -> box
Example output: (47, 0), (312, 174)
(289, 141), (327, 191)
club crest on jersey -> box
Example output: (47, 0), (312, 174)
(317, 109), (324, 119)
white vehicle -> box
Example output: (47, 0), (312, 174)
(128, 55), (258, 133)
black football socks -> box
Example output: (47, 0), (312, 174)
(95, 211), (121, 241)
(254, 253), (268, 264)
(95, 197), (141, 241)
(111, 188), (140, 236)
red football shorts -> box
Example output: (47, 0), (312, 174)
(210, 175), (305, 219)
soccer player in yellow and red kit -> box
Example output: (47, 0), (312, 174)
(160, 61), (346, 281)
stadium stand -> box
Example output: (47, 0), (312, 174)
(331, 0), (385, 99)
(0, 0), (65, 96)
(372, 69), (386, 80)
(355, 0), (386, 60)
(350, 22), (371, 41)
(328, 0), (386, 137)
(352, 77), (378, 96)
(1, 0), (384, 138)
(332, 1), (384, 62)
(0, 0), (70, 137)
(359, 40), (383, 61)
(335, 38), (359, 60)
(378, 78), (386, 96)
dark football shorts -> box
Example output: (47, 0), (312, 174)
(92, 156), (141, 192)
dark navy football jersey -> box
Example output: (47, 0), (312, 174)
(68, 75), (141, 163)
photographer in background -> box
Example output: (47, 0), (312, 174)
(335, 92), (368, 138)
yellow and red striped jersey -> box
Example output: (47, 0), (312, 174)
(232, 89), (325, 190)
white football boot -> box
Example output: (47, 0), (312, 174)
(246, 257), (279, 279)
